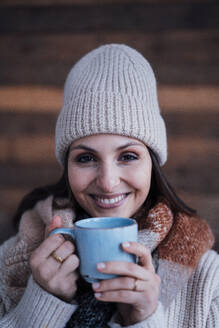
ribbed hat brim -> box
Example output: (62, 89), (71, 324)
(56, 90), (167, 166)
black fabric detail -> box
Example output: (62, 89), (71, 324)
(65, 278), (116, 328)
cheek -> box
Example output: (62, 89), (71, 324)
(136, 172), (151, 196)
(68, 166), (90, 193)
(128, 162), (152, 194)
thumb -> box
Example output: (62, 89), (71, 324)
(45, 215), (63, 238)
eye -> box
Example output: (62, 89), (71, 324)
(119, 152), (139, 162)
(76, 153), (96, 163)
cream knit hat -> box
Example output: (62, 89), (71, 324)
(55, 44), (167, 166)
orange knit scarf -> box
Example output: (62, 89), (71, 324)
(137, 201), (215, 305)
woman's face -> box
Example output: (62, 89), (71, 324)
(68, 134), (152, 218)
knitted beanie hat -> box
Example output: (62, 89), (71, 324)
(55, 44), (167, 166)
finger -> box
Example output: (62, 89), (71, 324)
(32, 249), (79, 287)
(97, 261), (147, 281)
(51, 240), (76, 264)
(48, 271), (79, 302)
(45, 215), (63, 238)
(58, 254), (80, 275)
(92, 276), (150, 292)
(32, 233), (64, 264)
(94, 289), (140, 304)
(122, 242), (155, 272)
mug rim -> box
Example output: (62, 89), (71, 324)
(75, 217), (137, 230)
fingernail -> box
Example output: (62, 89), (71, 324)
(123, 242), (130, 248)
(50, 233), (63, 241)
(95, 293), (102, 298)
(97, 262), (106, 270)
(92, 282), (100, 290)
(58, 234), (64, 241)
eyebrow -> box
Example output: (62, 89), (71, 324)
(69, 142), (145, 153)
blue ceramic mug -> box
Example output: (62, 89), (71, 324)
(49, 217), (138, 283)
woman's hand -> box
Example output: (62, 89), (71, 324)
(92, 242), (160, 326)
(30, 216), (80, 302)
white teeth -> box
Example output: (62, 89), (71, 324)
(96, 194), (126, 204)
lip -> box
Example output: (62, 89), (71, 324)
(90, 193), (130, 209)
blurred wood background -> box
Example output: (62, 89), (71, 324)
(0, 0), (218, 251)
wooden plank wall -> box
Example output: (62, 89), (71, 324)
(0, 0), (218, 251)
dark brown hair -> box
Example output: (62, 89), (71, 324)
(13, 148), (195, 230)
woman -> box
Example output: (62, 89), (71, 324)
(0, 44), (218, 328)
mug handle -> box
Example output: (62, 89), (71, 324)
(49, 228), (76, 241)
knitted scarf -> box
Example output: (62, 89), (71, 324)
(65, 201), (214, 328)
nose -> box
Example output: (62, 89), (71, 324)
(95, 162), (120, 193)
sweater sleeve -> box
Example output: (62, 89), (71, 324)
(206, 297), (219, 328)
(206, 251), (219, 327)
(0, 197), (51, 316)
(0, 196), (76, 326)
(0, 275), (77, 328)
(108, 301), (166, 328)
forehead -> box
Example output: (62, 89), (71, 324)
(70, 134), (145, 150)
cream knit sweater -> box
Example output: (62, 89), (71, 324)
(0, 196), (218, 328)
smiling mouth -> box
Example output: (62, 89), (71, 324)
(90, 193), (130, 209)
